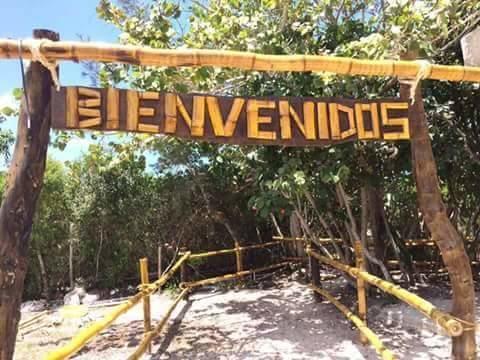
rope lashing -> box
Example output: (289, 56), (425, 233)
(399, 60), (433, 104)
(29, 39), (60, 90)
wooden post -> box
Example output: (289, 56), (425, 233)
(0, 28), (59, 360)
(139, 258), (151, 353)
(400, 53), (476, 359)
(354, 240), (368, 345)
(308, 244), (321, 301)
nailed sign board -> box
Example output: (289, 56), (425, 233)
(51, 86), (410, 146)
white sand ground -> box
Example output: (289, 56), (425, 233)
(15, 278), (480, 360)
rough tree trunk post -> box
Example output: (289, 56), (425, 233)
(308, 243), (321, 302)
(401, 76), (477, 359)
(0, 29), (58, 360)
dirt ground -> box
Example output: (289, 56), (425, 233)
(15, 276), (480, 360)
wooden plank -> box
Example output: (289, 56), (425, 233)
(53, 86), (412, 146)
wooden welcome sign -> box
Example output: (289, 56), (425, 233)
(51, 86), (410, 146)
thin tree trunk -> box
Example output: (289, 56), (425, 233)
(69, 223), (74, 289)
(401, 79), (476, 359)
(36, 250), (49, 300)
(95, 226), (104, 283)
(0, 29), (58, 360)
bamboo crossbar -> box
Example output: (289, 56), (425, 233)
(183, 261), (292, 288)
(189, 241), (281, 259)
(128, 288), (190, 360)
(307, 249), (464, 337)
(45, 253), (191, 360)
(310, 285), (396, 360)
(1, 39), (480, 82)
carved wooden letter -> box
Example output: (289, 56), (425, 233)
(247, 100), (276, 140)
(380, 102), (410, 140)
(206, 97), (244, 137)
(355, 103), (380, 140)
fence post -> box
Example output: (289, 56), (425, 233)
(308, 244), (321, 301)
(354, 240), (368, 345)
(139, 258), (152, 353)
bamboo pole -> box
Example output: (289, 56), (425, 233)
(308, 245), (322, 302)
(1, 39), (479, 82)
(45, 252), (191, 360)
(354, 241), (368, 345)
(128, 288), (190, 360)
(310, 285), (396, 360)
(183, 261), (292, 288)
(189, 241), (282, 259)
(139, 258), (151, 353)
(307, 249), (464, 337)
(235, 240), (244, 283)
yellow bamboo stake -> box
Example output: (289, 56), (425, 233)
(183, 261), (292, 288)
(139, 258), (151, 353)
(310, 285), (396, 360)
(45, 252), (191, 360)
(128, 288), (190, 360)
(1, 39), (479, 82)
(307, 249), (464, 337)
(354, 241), (368, 345)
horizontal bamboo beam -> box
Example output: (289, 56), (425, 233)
(1, 39), (479, 82)
(183, 261), (292, 288)
(310, 285), (396, 360)
(45, 252), (191, 360)
(189, 241), (281, 259)
(128, 288), (190, 360)
(307, 249), (464, 337)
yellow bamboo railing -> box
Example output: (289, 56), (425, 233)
(310, 285), (396, 360)
(307, 249), (464, 337)
(182, 261), (292, 288)
(44, 252), (191, 360)
(189, 241), (282, 259)
(128, 288), (190, 360)
(1, 39), (479, 82)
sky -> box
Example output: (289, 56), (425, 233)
(0, 0), (121, 164)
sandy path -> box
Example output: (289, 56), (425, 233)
(15, 278), (480, 359)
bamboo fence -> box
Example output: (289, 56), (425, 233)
(128, 288), (190, 359)
(189, 240), (282, 259)
(45, 252), (191, 360)
(1, 39), (480, 82)
(182, 261), (293, 288)
(310, 285), (396, 360)
(307, 249), (464, 337)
